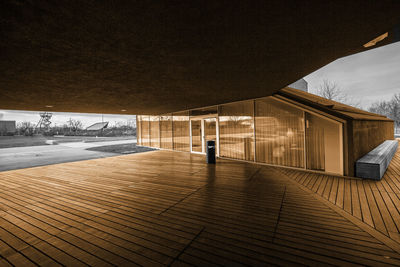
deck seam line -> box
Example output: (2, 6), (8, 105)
(272, 186), (286, 242)
(159, 186), (205, 215)
(248, 167), (262, 181)
(168, 226), (206, 267)
(283, 174), (400, 255)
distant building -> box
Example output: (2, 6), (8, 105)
(288, 78), (308, 92)
(0, 120), (16, 135)
(86, 122), (109, 131)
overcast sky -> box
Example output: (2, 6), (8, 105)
(0, 110), (136, 128)
(305, 41), (400, 109)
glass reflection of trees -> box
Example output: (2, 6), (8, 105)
(172, 111), (190, 152)
(160, 115), (173, 149)
(219, 101), (254, 161)
(255, 97), (305, 168)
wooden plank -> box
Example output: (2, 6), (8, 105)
(363, 182), (388, 235)
(0, 150), (400, 266)
(357, 180), (374, 227)
(350, 179), (362, 220)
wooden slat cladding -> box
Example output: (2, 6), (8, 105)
(352, 120), (394, 162)
(1, 150), (400, 265)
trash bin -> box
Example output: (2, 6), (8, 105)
(206, 140), (216, 164)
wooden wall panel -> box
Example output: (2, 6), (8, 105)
(351, 120), (394, 174)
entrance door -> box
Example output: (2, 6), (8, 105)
(190, 117), (218, 154)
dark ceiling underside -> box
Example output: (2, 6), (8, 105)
(0, 1), (399, 115)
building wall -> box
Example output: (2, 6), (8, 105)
(288, 78), (308, 92)
(0, 120), (16, 134)
(351, 120), (394, 167)
(137, 96), (350, 175)
(218, 100), (254, 161)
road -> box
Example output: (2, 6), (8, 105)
(0, 139), (136, 172)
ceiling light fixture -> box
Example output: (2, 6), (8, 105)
(121, 109), (127, 112)
(45, 105), (53, 108)
(363, 32), (388, 48)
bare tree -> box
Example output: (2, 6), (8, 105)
(17, 121), (34, 136)
(369, 93), (400, 132)
(316, 79), (361, 108)
(67, 118), (83, 133)
(317, 80), (345, 102)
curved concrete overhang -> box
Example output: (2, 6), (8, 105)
(0, 1), (399, 114)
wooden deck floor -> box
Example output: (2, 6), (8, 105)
(277, 140), (400, 244)
(1, 149), (400, 266)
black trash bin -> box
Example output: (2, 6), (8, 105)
(206, 140), (216, 164)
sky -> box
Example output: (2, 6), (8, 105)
(0, 110), (136, 128)
(304, 41), (400, 109)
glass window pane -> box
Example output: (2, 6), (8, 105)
(218, 101), (254, 161)
(204, 117), (216, 143)
(255, 97), (305, 168)
(306, 112), (342, 174)
(191, 120), (202, 152)
(173, 111), (190, 151)
(136, 115), (142, 146)
(150, 116), (160, 148)
(160, 114), (173, 149)
(140, 115), (150, 147)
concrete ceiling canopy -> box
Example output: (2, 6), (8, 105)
(0, 1), (399, 115)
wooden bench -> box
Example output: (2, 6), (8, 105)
(356, 140), (398, 180)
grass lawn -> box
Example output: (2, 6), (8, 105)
(86, 143), (155, 154)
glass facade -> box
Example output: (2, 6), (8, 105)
(191, 119), (202, 152)
(136, 96), (342, 174)
(218, 101), (254, 161)
(141, 115), (150, 147)
(149, 116), (160, 148)
(173, 111), (190, 152)
(160, 115), (173, 149)
(255, 98), (305, 168)
(136, 115), (142, 146)
(305, 112), (342, 174)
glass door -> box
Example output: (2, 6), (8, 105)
(190, 116), (218, 154)
(204, 117), (216, 144)
(191, 119), (202, 153)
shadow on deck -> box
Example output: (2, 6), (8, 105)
(0, 147), (400, 266)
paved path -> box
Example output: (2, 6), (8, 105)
(58, 139), (136, 148)
(0, 139), (137, 171)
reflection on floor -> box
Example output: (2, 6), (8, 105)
(0, 149), (400, 266)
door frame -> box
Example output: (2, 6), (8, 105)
(189, 115), (219, 156)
